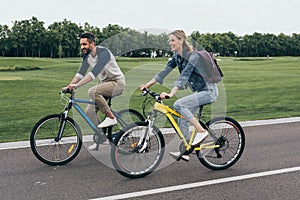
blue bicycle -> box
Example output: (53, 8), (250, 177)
(30, 88), (144, 166)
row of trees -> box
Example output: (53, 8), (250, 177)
(190, 31), (300, 57)
(1, 16), (300, 58)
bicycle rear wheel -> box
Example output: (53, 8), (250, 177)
(30, 114), (82, 166)
(100, 109), (145, 144)
(111, 121), (165, 178)
(117, 109), (145, 127)
(196, 116), (245, 170)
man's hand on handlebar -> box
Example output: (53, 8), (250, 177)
(61, 86), (68, 91)
(68, 84), (78, 89)
(61, 84), (77, 94)
(62, 84), (78, 91)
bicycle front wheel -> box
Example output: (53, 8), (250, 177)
(111, 121), (165, 178)
(30, 114), (82, 166)
(196, 116), (245, 170)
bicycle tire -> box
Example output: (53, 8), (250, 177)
(30, 114), (82, 166)
(196, 116), (245, 170)
(111, 121), (165, 178)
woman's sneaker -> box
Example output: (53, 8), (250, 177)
(191, 130), (209, 146)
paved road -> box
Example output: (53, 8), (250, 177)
(1, 121), (300, 200)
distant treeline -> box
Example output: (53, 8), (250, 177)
(1, 16), (299, 58)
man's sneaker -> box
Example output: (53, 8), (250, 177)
(169, 151), (190, 162)
(98, 117), (117, 128)
(191, 130), (209, 146)
(88, 143), (97, 150)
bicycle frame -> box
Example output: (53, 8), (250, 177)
(72, 98), (99, 133)
(153, 101), (198, 151)
(58, 91), (128, 140)
(143, 89), (220, 153)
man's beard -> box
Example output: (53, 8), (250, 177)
(82, 48), (92, 55)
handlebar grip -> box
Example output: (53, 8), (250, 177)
(61, 88), (72, 94)
(141, 88), (149, 96)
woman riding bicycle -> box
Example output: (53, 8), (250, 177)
(140, 30), (218, 161)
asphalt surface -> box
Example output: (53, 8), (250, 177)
(1, 120), (300, 200)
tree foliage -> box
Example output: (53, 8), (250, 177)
(0, 16), (299, 57)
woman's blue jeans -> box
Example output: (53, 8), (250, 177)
(173, 83), (218, 140)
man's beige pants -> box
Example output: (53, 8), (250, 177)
(85, 80), (125, 126)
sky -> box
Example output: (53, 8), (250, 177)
(1, 0), (299, 36)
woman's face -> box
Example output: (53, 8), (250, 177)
(168, 34), (183, 52)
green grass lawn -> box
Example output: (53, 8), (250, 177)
(0, 56), (299, 142)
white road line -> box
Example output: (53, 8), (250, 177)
(90, 166), (300, 200)
(239, 116), (300, 127)
(1, 117), (300, 151)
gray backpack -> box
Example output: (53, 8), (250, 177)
(195, 50), (224, 83)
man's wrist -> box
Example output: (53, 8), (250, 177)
(70, 83), (78, 89)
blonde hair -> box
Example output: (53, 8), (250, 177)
(170, 30), (193, 53)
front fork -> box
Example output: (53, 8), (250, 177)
(55, 110), (69, 142)
(136, 112), (155, 153)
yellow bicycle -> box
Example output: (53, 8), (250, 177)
(111, 89), (245, 178)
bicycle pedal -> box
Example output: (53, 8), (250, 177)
(177, 154), (189, 162)
(170, 152), (189, 162)
(175, 152), (190, 162)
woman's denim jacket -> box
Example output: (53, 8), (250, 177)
(154, 49), (208, 92)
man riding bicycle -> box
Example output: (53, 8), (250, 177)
(63, 32), (125, 149)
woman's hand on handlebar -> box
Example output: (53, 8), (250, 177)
(160, 86), (179, 99)
(140, 79), (156, 91)
(139, 84), (147, 91)
(160, 92), (171, 99)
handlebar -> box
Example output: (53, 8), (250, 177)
(60, 88), (73, 94)
(141, 88), (170, 102)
